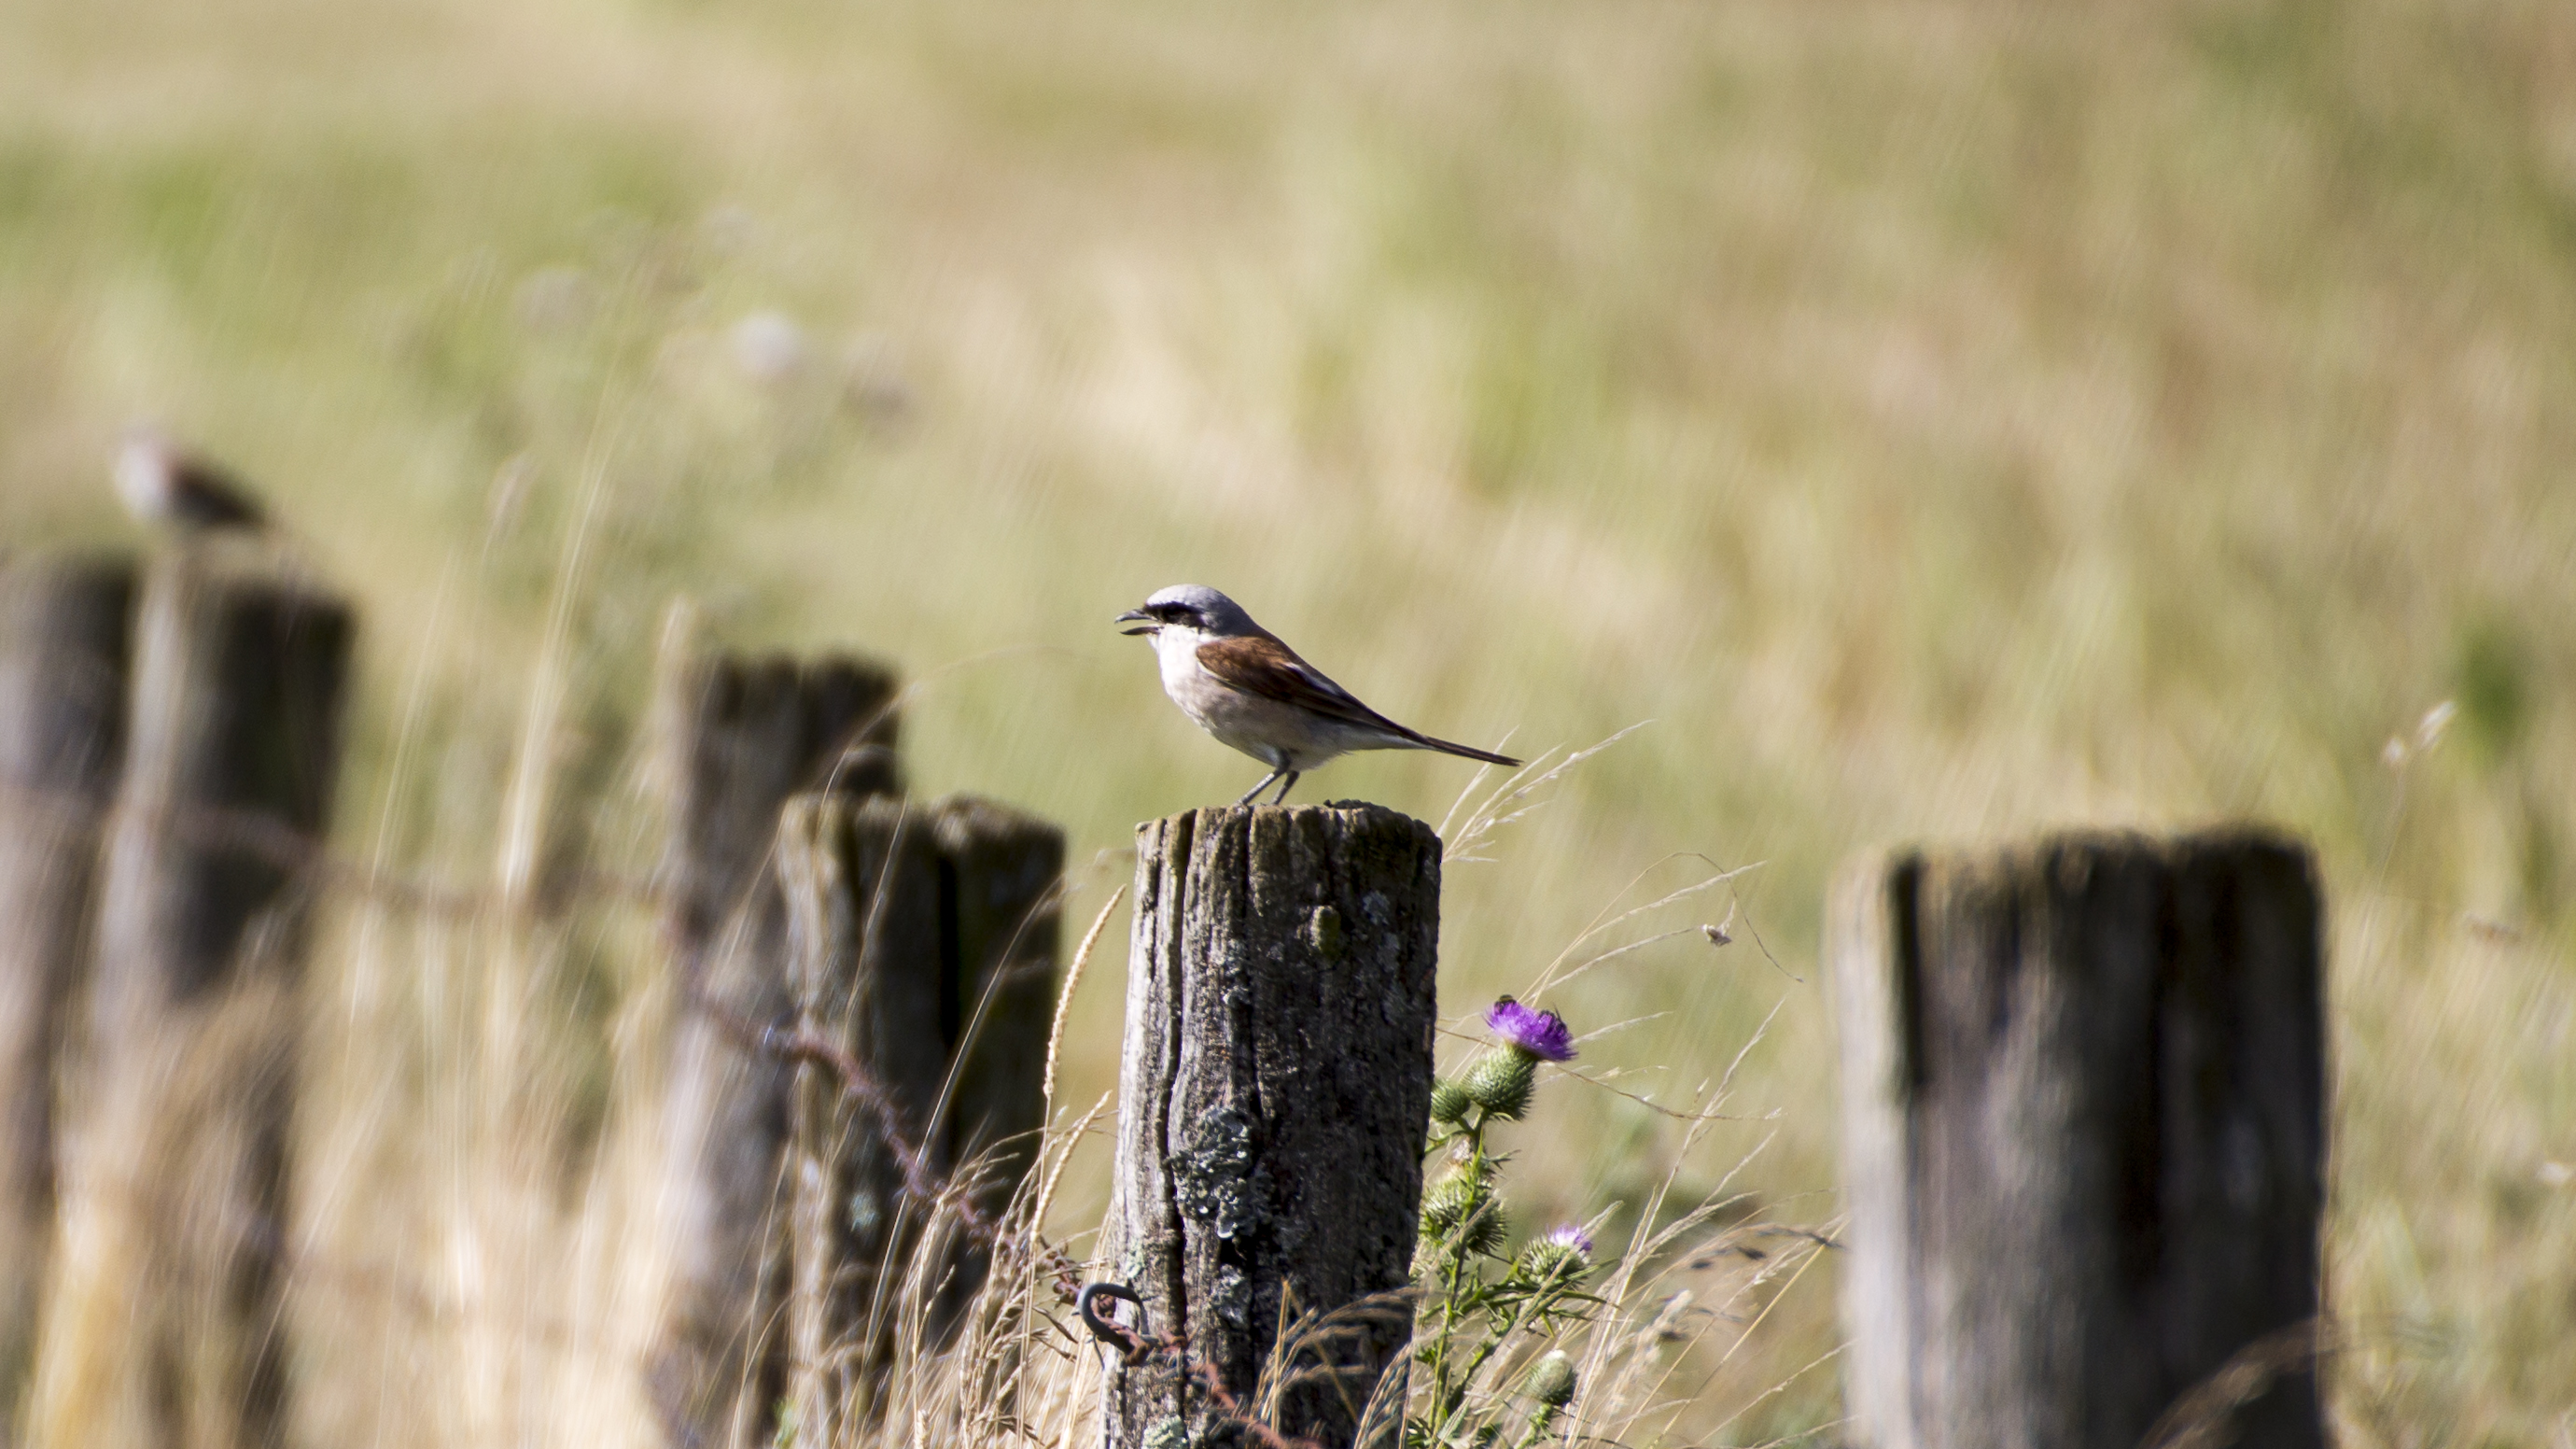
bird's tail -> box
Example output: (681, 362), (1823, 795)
(1408, 732), (1521, 768)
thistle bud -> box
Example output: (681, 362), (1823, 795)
(1419, 1170), (1505, 1257)
(1524, 1350), (1577, 1408)
(1461, 1049), (1536, 1120)
(1420, 1172), (1476, 1237)
(1428, 1076), (1475, 1126)
(1517, 1237), (1588, 1286)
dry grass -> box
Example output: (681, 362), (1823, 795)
(2, 0), (2573, 1441)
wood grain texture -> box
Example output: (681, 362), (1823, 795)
(925, 795), (1063, 1317)
(1832, 829), (2326, 1449)
(1099, 803), (1441, 1449)
(776, 795), (947, 1442)
(88, 557), (350, 1035)
(65, 554), (351, 1449)
(649, 643), (900, 1448)
(0, 554), (134, 1411)
(659, 648), (901, 970)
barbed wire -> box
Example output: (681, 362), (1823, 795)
(2, 773), (1406, 1449)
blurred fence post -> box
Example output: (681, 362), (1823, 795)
(0, 554), (136, 1411)
(763, 791), (1065, 1435)
(55, 553), (350, 1449)
(647, 620), (901, 1449)
(1831, 829), (2327, 1449)
(775, 795), (947, 1442)
(1099, 804), (1440, 1449)
(925, 795), (1064, 1321)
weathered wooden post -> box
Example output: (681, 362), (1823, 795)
(1099, 804), (1442, 1449)
(659, 641), (903, 968)
(0, 555), (135, 1410)
(1831, 829), (2327, 1449)
(54, 554), (350, 1449)
(759, 792), (1064, 1428)
(926, 795), (1064, 1310)
(774, 795), (948, 1442)
(648, 632), (900, 1447)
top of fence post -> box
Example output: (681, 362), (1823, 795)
(646, 612), (903, 1449)
(1831, 828), (2327, 1449)
(653, 612), (902, 978)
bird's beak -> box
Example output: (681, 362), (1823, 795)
(1115, 607), (1154, 637)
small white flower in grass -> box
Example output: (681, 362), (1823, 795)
(732, 309), (806, 383)
(2417, 699), (2457, 751)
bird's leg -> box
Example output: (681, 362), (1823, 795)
(1236, 767), (1286, 807)
(1267, 771), (1300, 805)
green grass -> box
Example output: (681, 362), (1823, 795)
(4, 0), (2572, 1441)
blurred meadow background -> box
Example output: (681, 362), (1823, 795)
(3, 0), (2574, 1442)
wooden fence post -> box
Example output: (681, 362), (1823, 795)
(1099, 804), (1441, 1449)
(926, 795), (1064, 1316)
(775, 795), (947, 1442)
(0, 554), (136, 1411)
(648, 632), (900, 1448)
(54, 554), (350, 1449)
(1831, 829), (2327, 1449)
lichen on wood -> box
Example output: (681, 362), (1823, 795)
(1099, 803), (1442, 1449)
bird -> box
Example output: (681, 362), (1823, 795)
(113, 426), (266, 533)
(1116, 584), (1520, 807)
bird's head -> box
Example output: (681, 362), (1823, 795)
(1116, 584), (1260, 641)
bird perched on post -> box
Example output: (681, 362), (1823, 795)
(1116, 584), (1519, 806)
(113, 426), (266, 533)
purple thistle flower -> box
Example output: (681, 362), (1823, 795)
(1547, 1223), (1595, 1257)
(1485, 997), (1576, 1062)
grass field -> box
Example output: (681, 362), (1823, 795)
(3, 0), (2572, 1442)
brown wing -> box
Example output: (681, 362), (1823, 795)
(1195, 634), (1412, 737)
(172, 457), (265, 529)
(1196, 634), (1524, 767)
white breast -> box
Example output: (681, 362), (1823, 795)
(1149, 628), (1355, 770)
(114, 444), (171, 520)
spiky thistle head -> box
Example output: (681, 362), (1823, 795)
(1461, 1049), (1536, 1119)
(1524, 1350), (1578, 1408)
(1429, 1076), (1476, 1126)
